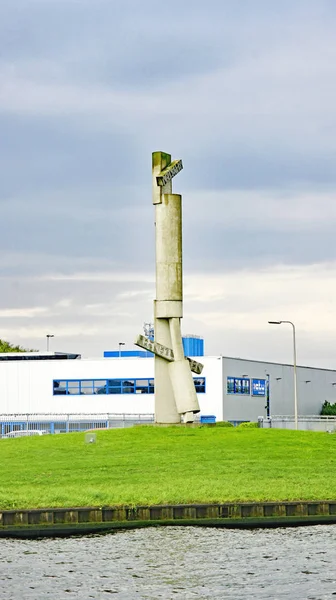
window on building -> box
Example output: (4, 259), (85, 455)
(53, 380), (68, 395)
(227, 377), (235, 394)
(79, 380), (94, 395)
(52, 377), (206, 396)
(107, 380), (122, 394)
(96, 382), (107, 395)
(122, 380), (135, 394)
(93, 380), (106, 394)
(194, 378), (206, 393)
(135, 379), (150, 394)
(67, 381), (81, 395)
(234, 378), (242, 394)
(227, 377), (251, 395)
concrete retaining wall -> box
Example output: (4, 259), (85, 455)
(1, 502), (336, 537)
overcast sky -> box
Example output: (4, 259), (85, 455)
(1, 0), (336, 367)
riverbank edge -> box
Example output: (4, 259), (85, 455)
(1, 501), (336, 537)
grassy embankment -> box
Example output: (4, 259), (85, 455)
(0, 426), (335, 510)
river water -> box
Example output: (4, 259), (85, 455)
(0, 525), (335, 599)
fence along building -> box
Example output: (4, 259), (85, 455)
(0, 352), (335, 425)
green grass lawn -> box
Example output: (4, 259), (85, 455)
(0, 426), (335, 510)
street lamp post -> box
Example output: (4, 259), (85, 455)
(265, 373), (270, 418)
(118, 342), (125, 357)
(268, 320), (298, 430)
(46, 334), (54, 352)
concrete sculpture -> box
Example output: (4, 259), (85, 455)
(135, 151), (203, 423)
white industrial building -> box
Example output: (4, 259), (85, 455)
(0, 352), (335, 424)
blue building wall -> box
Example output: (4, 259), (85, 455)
(182, 336), (204, 357)
(104, 336), (204, 358)
(104, 350), (152, 358)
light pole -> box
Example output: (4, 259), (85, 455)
(118, 342), (125, 357)
(46, 334), (54, 352)
(268, 320), (298, 430)
(265, 372), (270, 418)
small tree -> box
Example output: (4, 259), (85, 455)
(320, 400), (336, 416)
(0, 339), (35, 353)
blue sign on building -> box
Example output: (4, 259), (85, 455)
(252, 379), (266, 396)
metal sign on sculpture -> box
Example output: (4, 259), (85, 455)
(135, 334), (203, 375)
(135, 151), (202, 423)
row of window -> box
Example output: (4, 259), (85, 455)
(53, 377), (206, 396)
(227, 377), (266, 397)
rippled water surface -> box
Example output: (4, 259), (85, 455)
(1, 525), (336, 599)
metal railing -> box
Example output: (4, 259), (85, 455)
(258, 415), (336, 431)
(0, 413), (155, 437)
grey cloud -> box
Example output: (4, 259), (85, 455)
(184, 228), (336, 272)
(2, 0), (333, 90)
(1, 201), (334, 278)
(204, 328), (336, 370)
(0, 274), (154, 356)
(1, 182), (335, 277)
(0, 201), (154, 265)
(183, 149), (336, 191)
(0, 114), (139, 198)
